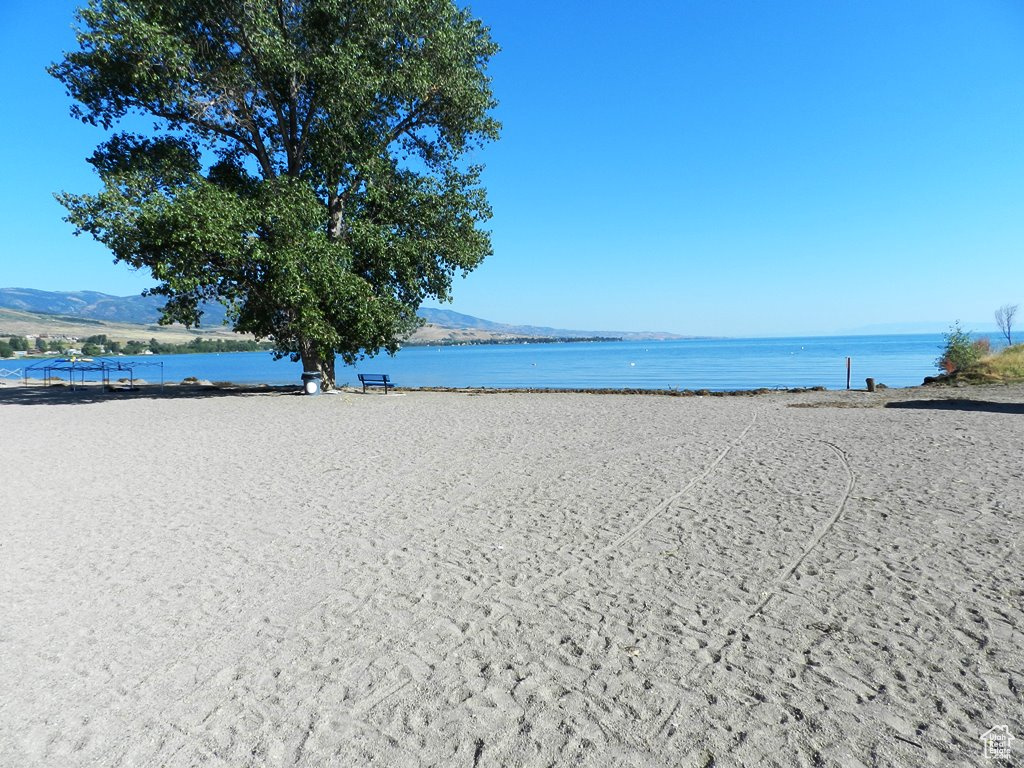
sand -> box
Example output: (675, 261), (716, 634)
(1, 383), (1021, 766)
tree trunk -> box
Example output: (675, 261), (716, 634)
(313, 191), (345, 390)
(327, 192), (345, 241)
(299, 338), (336, 390)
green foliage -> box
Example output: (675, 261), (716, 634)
(0, 341), (13, 358)
(145, 337), (275, 354)
(937, 322), (983, 373)
(939, 342), (1024, 384)
(106, 336), (270, 355)
(50, 0), (500, 388)
(35, 337), (48, 351)
(81, 342), (102, 356)
(7, 336), (28, 352)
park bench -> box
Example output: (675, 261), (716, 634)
(357, 373), (394, 394)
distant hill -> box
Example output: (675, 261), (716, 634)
(0, 288), (689, 342)
(416, 307), (688, 341)
(0, 306), (243, 344)
(0, 287), (229, 326)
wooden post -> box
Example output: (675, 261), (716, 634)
(866, 377), (876, 392)
(846, 357), (851, 390)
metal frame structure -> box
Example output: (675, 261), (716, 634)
(22, 357), (165, 390)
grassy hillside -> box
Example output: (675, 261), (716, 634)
(1, 289), (690, 342)
(963, 344), (1024, 383)
(0, 307), (244, 343)
(0, 308), (550, 347)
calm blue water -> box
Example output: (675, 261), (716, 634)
(1, 333), (999, 390)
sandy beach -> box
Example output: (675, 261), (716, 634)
(1, 383), (1021, 766)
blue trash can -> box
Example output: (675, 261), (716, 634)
(301, 371), (322, 395)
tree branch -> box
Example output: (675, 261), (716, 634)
(234, 96), (277, 178)
(262, 87), (294, 172)
(384, 90), (442, 150)
(288, 74), (300, 174)
(294, 91), (317, 168)
(386, 104), (425, 146)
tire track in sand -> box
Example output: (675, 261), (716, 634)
(741, 440), (856, 623)
(532, 410), (758, 595)
(686, 439), (858, 694)
(603, 410), (759, 554)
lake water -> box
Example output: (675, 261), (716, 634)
(1, 333), (995, 391)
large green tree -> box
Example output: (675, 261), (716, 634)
(51, 0), (499, 387)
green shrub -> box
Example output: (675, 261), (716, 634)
(937, 322), (982, 373)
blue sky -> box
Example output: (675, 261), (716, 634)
(2, 1), (1022, 336)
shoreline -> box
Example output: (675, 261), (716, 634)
(1, 375), (1016, 401)
(0, 335), (972, 391)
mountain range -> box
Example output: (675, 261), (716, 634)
(0, 287), (226, 326)
(0, 288), (687, 342)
